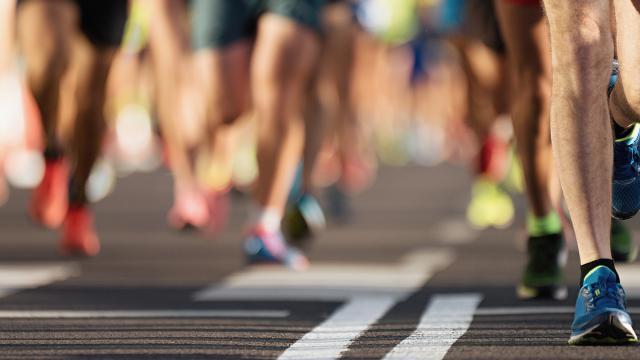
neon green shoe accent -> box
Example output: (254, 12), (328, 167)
(615, 123), (640, 143)
(527, 211), (563, 237)
(583, 265), (610, 283)
(466, 178), (515, 229)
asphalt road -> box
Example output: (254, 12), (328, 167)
(2, 164), (640, 359)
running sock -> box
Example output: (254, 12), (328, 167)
(527, 211), (562, 237)
(580, 259), (620, 286)
(43, 143), (63, 161)
(249, 206), (282, 233)
(68, 178), (87, 207)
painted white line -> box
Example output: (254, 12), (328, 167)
(194, 249), (454, 302)
(431, 219), (478, 245)
(383, 293), (482, 360)
(278, 296), (397, 360)
(0, 309), (289, 319)
(195, 248), (455, 360)
(476, 306), (640, 316)
(0, 263), (79, 298)
(616, 264), (640, 299)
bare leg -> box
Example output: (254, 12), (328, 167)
(252, 14), (320, 214)
(543, 0), (613, 264)
(67, 43), (115, 205)
(494, 1), (554, 217)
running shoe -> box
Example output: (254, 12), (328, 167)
(569, 266), (637, 345)
(60, 205), (100, 257)
(29, 158), (69, 229)
(283, 193), (326, 245)
(466, 178), (514, 229)
(610, 60), (640, 220)
(611, 218), (638, 263)
(612, 123), (640, 220)
(167, 185), (210, 230)
(244, 226), (309, 271)
(517, 233), (568, 300)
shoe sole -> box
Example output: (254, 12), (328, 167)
(612, 209), (638, 221)
(569, 312), (638, 345)
(517, 284), (568, 301)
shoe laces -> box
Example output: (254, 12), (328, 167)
(582, 280), (626, 312)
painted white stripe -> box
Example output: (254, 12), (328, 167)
(278, 296), (397, 360)
(383, 294), (482, 360)
(0, 309), (289, 319)
(194, 249), (454, 302)
(616, 263), (640, 299)
(0, 263), (79, 298)
(195, 248), (455, 360)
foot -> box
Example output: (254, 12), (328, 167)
(517, 233), (568, 300)
(167, 185), (210, 230)
(610, 60), (640, 220)
(29, 158), (69, 229)
(569, 266), (637, 345)
(611, 218), (638, 263)
(612, 124), (640, 220)
(243, 226), (309, 271)
(60, 205), (100, 257)
(283, 193), (326, 245)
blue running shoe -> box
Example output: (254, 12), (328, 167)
(569, 266), (637, 345)
(612, 124), (640, 219)
(244, 227), (309, 271)
(610, 60), (640, 219)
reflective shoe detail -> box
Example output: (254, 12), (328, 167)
(283, 193), (326, 244)
(29, 159), (69, 229)
(569, 266), (637, 345)
(60, 206), (100, 257)
(244, 227), (309, 271)
(517, 233), (568, 300)
(611, 218), (638, 263)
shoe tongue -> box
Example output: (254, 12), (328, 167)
(583, 265), (616, 286)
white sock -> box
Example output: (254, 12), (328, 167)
(249, 205), (282, 233)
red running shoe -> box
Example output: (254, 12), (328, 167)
(60, 205), (100, 257)
(29, 159), (69, 229)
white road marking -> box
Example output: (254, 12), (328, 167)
(617, 264), (640, 299)
(0, 309), (289, 319)
(195, 249), (455, 360)
(431, 219), (478, 245)
(0, 263), (79, 298)
(278, 297), (398, 360)
(383, 293), (482, 360)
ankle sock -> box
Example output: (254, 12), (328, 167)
(614, 122), (634, 140)
(580, 259), (620, 286)
(527, 211), (562, 237)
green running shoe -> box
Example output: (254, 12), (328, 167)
(611, 218), (638, 263)
(517, 233), (568, 300)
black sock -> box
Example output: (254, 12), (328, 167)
(580, 259), (619, 286)
(68, 178), (87, 207)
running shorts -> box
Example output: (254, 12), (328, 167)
(191, 0), (327, 50)
(17, 0), (127, 48)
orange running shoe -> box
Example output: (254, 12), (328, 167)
(60, 205), (100, 257)
(29, 158), (69, 229)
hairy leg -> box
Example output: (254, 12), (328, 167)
(542, 0), (613, 263)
